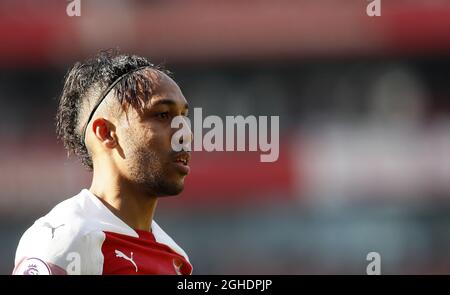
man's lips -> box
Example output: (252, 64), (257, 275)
(173, 151), (191, 165)
(172, 151), (191, 174)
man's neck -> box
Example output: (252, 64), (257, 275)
(89, 165), (158, 232)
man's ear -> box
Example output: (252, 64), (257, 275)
(91, 118), (117, 149)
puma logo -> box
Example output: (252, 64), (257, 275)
(115, 250), (138, 272)
(43, 223), (65, 239)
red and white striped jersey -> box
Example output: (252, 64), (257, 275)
(13, 189), (192, 275)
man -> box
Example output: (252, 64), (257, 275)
(13, 50), (193, 275)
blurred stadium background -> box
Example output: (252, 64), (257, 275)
(1, 0), (450, 274)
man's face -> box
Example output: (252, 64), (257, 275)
(117, 70), (191, 197)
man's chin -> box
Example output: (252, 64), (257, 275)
(155, 179), (185, 197)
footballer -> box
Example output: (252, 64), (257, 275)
(13, 50), (193, 275)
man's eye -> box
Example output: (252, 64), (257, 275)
(157, 112), (170, 119)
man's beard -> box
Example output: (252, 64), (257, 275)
(126, 146), (184, 197)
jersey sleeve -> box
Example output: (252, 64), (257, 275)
(13, 219), (105, 275)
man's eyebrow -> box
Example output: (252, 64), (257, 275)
(149, 98), (189, 110)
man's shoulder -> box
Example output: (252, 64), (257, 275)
(21, 189), (98, 240)
(13, 190), (105, 274)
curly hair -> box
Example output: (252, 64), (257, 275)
(56, 49), (169, 170)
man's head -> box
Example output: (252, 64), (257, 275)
(56, 50), (191, 197)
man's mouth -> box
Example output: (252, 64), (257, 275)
(174, 151), (190, 165)
(172, 151), (191, 175)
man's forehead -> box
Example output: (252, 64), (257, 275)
(146, 96), (189, 110)
(127, 69), (189, 111)
(143, 74), (188, 110)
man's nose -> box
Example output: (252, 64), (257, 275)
(176, 117), (192, 149)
